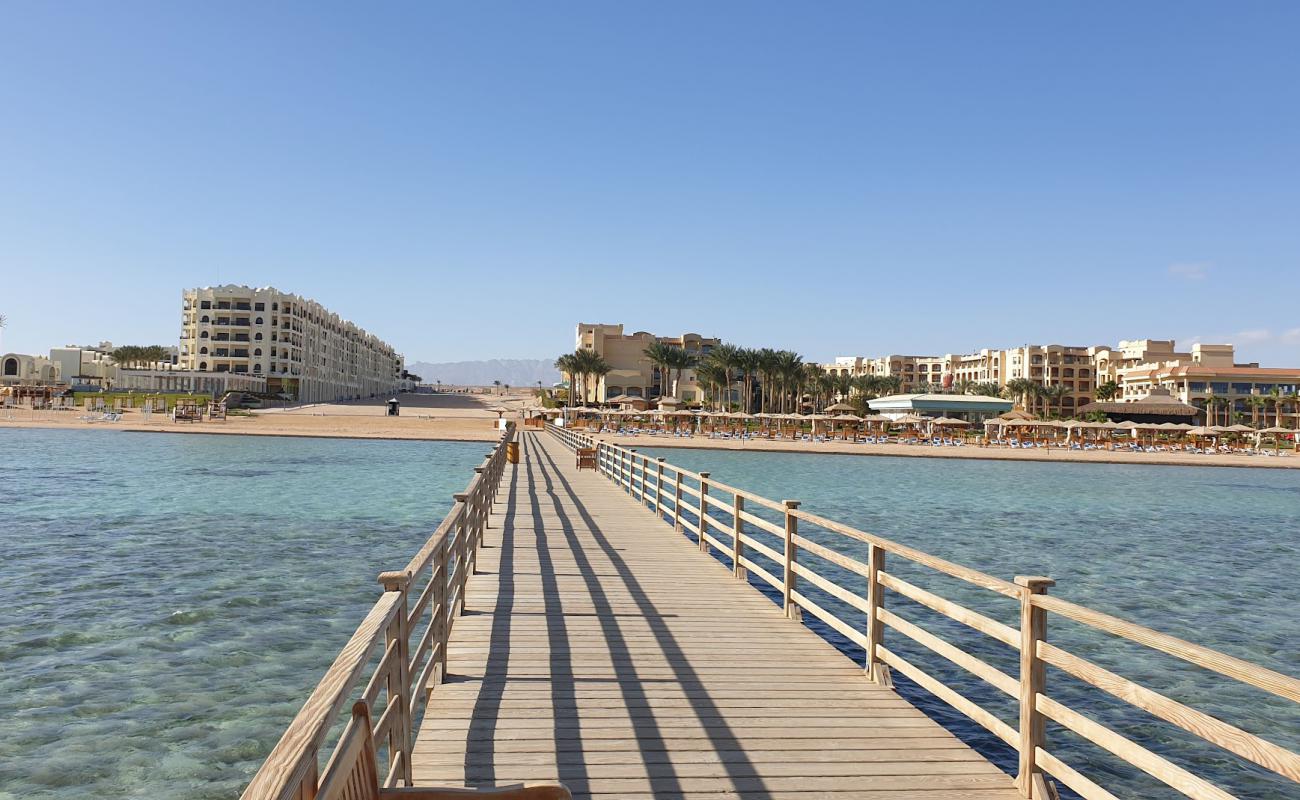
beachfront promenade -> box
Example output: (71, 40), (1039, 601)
(239, 425), (1300, 800)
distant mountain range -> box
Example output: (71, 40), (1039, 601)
(406, 358), (559, 388)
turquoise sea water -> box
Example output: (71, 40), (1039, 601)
(3, 430), (1297, 799)
(1, 429), (486, 800)
(639, 446), (1300, 799)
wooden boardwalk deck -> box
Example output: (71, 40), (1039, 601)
(409, 431), (1020, 800)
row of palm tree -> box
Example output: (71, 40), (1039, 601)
(558, 344), (1300, 429)
(553, 350), (611, 405)
(110, 345), (173, 369)
(1201, 389), (1300, 428)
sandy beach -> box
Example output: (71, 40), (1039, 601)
(0, 392), (523, 442)
(5, 394), (1298, 469)
(571, 429), (1300, 469)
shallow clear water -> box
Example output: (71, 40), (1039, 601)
(3, 430), (1297, 800)
(639, 446), (1300, 799)
(0, 429), (485, 800)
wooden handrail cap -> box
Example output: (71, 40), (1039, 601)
(1015, 575), (1055, 591)
(377, 570), (410, 590)
(474, 467), (486, 473)
(453, 493), (470, 502)
(699, 472), (711, 478)
(784, 500), (801, 509)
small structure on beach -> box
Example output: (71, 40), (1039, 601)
(1077, 386), (1201, 424)
(867, 392), (1012, 423)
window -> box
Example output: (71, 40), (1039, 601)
(255, 302), (265, 311)
(198, 361), (207, 370)
(200, 331), (209, 339)
(200, 301), (211, 309)
(253, 364), (262, 372)
(255, 333), (263, 341)
(1190, 381), (1207, 391)
(255, 317), (263, 325)
(199, 347), (208, 355)
(254, 348), (262, 356)
(200, 315), (210, 323)
(272, 302), (279, 311)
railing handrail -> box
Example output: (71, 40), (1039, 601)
(240, 424), (516, 800)
(547, 422), (1300, 800)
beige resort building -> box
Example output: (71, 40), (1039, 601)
(180, 285), (404, 403)
(573, 323), (722, 403)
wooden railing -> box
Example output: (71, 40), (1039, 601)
(547, 423), (1300, 800)
(239, 424), (516, 800)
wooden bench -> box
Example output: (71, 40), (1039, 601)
(575, 447), (597, 471)
(318, 702), (571, 800)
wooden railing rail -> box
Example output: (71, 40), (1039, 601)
(545, 423), (1300, 800)
(240, 424), (516, 800)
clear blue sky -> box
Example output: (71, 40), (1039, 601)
(2, 2), (1298, 365)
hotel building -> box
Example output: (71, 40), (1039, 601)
(180, 286), (404, 403)
(574, 323), (721, 403)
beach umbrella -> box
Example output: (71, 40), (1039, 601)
(823, 402), (856, 413)
(930, 416), (971, 426)
(1258, 425), (1291, 454)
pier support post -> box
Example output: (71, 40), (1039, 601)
(698, 473), (711, 553)
(732, 494), (746, 580)
(1015, 575), (1056, 798)
(378, 569), (414, 786)
(865, 544), (889, 685)
(655, 458), (665, 523)
(783, 500), (801, 620)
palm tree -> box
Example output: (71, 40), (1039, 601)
(1042, 384), (1070, 418)
(695, 362), (728, 410)
(770, 351), (803, 413)
(1095, 381), (1120, 401)
(1246, 394), (1267, 429)
(754, 348), (778, 412)
(554, 353), (578, 406)
(584, 351), (611, 403)
(0, 313), (6, 355)
(970, 382), (1002, 397)
(735, 348), (762, 413)
(1005, 378), (1038, 415)
(641, 342), (676, 399)
(705, 343), (743, 410)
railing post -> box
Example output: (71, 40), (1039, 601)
(474, 466), (487, 533)
(865, 544), (890, 685)
(378, 570), (414, 786)
(698, 473), (711, 553)
(732, 494), (746, 580)
(673, 467), (683, 532)
(629, 449), (640, 502)
(654, 458), (665, 522)
(453, 493), (471, 614)
(1015, 575), (1056, 798)
(783, 500), (801, 620)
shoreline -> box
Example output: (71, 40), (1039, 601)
(576, 431), (1300, 470)
(7, 414), (1300, 469)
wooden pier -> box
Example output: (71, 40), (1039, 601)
(409, 431), (1017, 798)
(240, 424), (1300, 800)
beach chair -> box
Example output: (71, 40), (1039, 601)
(317, 702), (571, 800)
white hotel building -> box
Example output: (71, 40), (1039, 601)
(179, 285), (404, 403)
